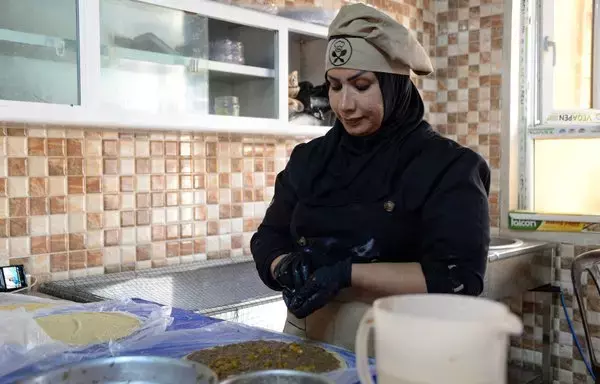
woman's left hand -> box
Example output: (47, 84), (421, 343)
(286, 258), (352, 319)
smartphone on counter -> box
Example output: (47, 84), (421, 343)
(0, 265), (27, 292)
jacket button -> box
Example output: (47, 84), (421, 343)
(384, 201), (395, 212)
(298, 237), (307, 246)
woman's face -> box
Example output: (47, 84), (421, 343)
(327, 69), (384, 136)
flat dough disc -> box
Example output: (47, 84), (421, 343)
(0, 303), (56, 312)
(35, 312), (141, 345)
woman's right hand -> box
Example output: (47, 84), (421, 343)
(271, 252), (314, 291)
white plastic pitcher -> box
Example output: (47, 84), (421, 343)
(355, 294), (523, 384)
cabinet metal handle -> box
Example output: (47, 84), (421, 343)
(543, 36), (556, 66)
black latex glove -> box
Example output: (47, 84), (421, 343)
(273, 251), (316, 291)
(287, 258), (352, 319)
(282, 287), (295, 310)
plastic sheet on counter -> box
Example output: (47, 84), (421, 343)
(120, 321), (377, 384)
(108, 320), (357, 366)
(0, 296), (173, 383)
(132, 298), (221, 331)
(1, 296), (374, 384)
(97, 321), (375, 384)
(0, 307), (61, 350)
(0, 292), (72, 308)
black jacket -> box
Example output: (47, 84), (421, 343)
(251, 127), (490, 296)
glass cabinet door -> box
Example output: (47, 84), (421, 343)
(0, 0), (79, 105)
(100, 0), (209, 114)
(207, 19), (278, 119)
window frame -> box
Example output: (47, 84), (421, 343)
(520, 0), (600, 214)
(594, 0), (600, 107)
(535, 0), (600, 121)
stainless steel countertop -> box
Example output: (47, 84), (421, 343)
(40, 257), (281, 313)
(38, 239), (553, 312)
(488, 239), (555, 262)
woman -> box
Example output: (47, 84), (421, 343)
(251, 3), (490, 350)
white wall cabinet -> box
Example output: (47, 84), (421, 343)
(0, 0), (331, 136)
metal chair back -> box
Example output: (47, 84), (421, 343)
(571, 249), (600, 381)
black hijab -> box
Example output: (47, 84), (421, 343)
(292, 72), (435, 206)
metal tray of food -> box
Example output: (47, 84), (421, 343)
(221, 370), (334, 384)
(17, 356), (217, 384)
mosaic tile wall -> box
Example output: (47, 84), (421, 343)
(0, 125), (303, 282)
(550, 244), (600, 384)
(0, 0), (506, 278)
(431, 1), (600, 382)
(494, 242), (600, 384)
(432, 0), (504, 226)
(0, 0), (465, 276)
(501, 247), (555, 379)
